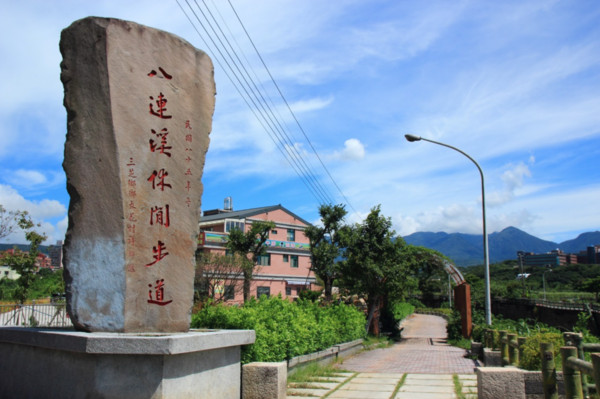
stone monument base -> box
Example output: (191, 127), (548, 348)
(0, 327), (255, 399)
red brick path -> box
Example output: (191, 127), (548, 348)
(337, 313), (478, 374)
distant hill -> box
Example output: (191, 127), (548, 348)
(403, 227), (599, 266)
(558, 231), (600, 253)
(0, 243), (50, 254)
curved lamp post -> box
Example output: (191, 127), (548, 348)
(405, 134), (491, 325)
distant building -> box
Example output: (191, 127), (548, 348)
(197, 201), (317, 303)
(48, 240), (63, 269)
(521, 249), (566, 267)
(0, 249), (52, 270)
(519, 245), (600, 266)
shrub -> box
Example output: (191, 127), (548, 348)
(191, 296), (366, 363)
(390, 301), (415, 324)
(519, 332), (563, 370)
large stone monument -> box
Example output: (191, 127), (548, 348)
(60, 17), (214, 332)
(0, 17), (255, 398)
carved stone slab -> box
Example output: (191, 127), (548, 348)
(60, 17), (215, 332)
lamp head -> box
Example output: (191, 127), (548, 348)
(404, 134), (422, 142)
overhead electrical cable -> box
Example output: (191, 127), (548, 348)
(195, 0), (334, 204)
(226, 0), (356, 213)
(176, 0), (330, 205)
(176, 0), (354, 210)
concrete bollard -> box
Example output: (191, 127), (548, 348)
(242, 362), (287, 399)
(541, 342), (558, 399)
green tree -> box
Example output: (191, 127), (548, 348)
(1, 213), (47, 303)
(581, 276), (600, 302)
(401, 245), (448, 302)
(304, 204), (347, 301)
(195, 251), (247, 304)
(226, 220), (275, 303)
(0, 205), (30, 240)
(339, 205), (411, 335)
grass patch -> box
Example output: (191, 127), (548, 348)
(362, 335), (393, 350)
(390, 373), (407, 398)
(288, 362), (349, 383)
(453, 374), (466, 399)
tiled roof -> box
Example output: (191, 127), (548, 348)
(200, 204), (311, 226)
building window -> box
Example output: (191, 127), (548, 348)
(285, 286), (292, 296)
(257, 286), (270, 298)
(291, 255), (299, 268)
(271, 229), (278, 235)
(225, 220), (244, 233)
(287, 229), (295, 241)
(283, 254), (289, 263)
(224, 285), (235, 301)
(257, 254), (271, 266)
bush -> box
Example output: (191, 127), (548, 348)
(390, 301), (415, 324)
(191, 296), (366, 363)
(519, 332), (563, 370)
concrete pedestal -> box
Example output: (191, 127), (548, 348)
(0, 327), (255, 399)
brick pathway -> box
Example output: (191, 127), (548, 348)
(337, 313), (479, 374)
(287, 314), (480, 398)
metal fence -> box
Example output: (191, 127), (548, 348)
(0, 302), (71, 327)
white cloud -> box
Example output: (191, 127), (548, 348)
(335, 139), (365, 161)
(0, 184), (66, 244)
(487, 162), (532, 207)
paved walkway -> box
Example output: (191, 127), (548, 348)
(287, 313), (480, 399)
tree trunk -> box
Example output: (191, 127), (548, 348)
(366, 296), (381, 336)
(324, 278), (333, 301)
(243, 269), (252, 303)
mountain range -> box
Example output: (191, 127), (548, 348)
(403, 227), (600, 266)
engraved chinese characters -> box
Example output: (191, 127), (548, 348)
(61, 17), (214, 332)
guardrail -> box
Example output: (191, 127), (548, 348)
(0, 302), (71, 327)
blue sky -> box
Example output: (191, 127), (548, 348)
(1, 0), (599, 246)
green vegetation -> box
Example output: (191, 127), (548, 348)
(287, 362), (350, 383)
(304, 204), (347, 301)
(226, 220), (276, 303)
(463, 260), (600, 303)
(191, 296), (366, 364)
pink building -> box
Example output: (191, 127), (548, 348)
(197, 202), (317, 303)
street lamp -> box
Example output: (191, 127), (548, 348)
(404, 134), (492, 325)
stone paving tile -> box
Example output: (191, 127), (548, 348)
(328, 390), (394, 398)
(340, 383), (398, 391)
(394, 392), (457, 399)
(399, 384), (456, 393)
(287, 314), (479, 399)
(350, 377), (401, 385)
(289, 382), (339, 390)
(287, 387), (330, 397)
(309, 376), (349, 383)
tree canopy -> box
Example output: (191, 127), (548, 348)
(226, 220), (275, 302)
(304, 204), (347, 300)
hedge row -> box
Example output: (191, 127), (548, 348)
(191, 296), (367, 364)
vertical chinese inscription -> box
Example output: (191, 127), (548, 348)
(61, 17), (214, 333)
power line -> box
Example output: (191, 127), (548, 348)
(176, 0), (355, 211)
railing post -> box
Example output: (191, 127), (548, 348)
(561, 346), (583, 399)
(508, 333), (518, 366)
(499, 330), (509, 366)
(564, 332), (588, 398)
(592, 353), (600, 397)
(518, 337), (527, 367)
(541, 342), (558, 399)
(484, 328), (492, 348)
